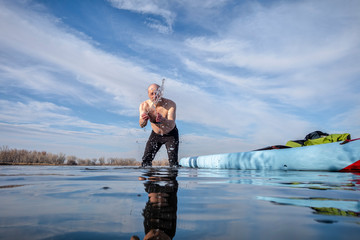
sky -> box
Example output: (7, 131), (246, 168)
(0, 0), (359, 161)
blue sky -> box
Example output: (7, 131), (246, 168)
(0, 0), (359, 160)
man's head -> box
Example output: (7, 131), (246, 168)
(148, 83), (161, 103)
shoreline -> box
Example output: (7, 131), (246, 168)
(0, 147), (170, 166)
(0, 161), (169, 167)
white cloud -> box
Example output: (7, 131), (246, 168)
(0, 99), (148, 158)
(184, 1), (360, 73)
(329, 108), (360, 137)
(108, 0), (175, 33)
(107, 0), (232, 34)
(0, 1), (161, 116)
(181, 0), (360, 108)
(0, 100), (70, 124)
(0, 63), (102, 106)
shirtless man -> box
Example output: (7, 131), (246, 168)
(139, 83), (179, 167)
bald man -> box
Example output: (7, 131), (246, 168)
(139, 84), (179, 167)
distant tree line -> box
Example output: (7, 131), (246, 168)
(0, 146), (170, 166)
(0, 146), (66, 165)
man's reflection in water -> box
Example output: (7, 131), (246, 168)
(132, 168), (178, 240)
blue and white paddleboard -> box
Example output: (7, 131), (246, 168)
(179, 139), (360, 171)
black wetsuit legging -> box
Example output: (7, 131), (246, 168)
(142, 126), (179, 166)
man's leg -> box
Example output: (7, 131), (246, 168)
(142, 132), (162, 167)
(165, 128), (179, 167)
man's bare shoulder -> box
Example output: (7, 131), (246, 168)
(140, 100), (151, 107)
(139, 100), (151, 113)
(162, 98), (176, 108)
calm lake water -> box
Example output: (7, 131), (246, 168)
(0, 166), (359, 240)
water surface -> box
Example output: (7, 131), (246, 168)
(0, 166), (359, 239)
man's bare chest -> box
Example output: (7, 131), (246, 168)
(147, 106), (167, 118)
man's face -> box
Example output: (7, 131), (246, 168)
(148, 86), (159, 103)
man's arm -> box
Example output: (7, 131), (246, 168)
(167, 102), (176, 122)
(139, 102), (149, 128)
(157, 101), (176, 126)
